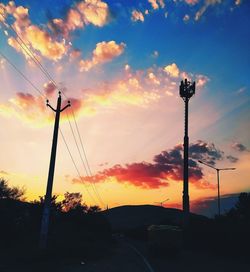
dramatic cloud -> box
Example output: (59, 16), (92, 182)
(24, 26), (67, 61)
(0, 63), (209, 126)
(50, 0), (110, 38)
(231, 142), (248, 152)
(189, 140), (224, 166)
(2, 1), (110, 62)
(79, 41), (126, 72)
(131, 10), (145, 22)
(73, 140), (224, 190)
(2, 2), (67, 61)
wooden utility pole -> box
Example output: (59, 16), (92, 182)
(39, 92), (70, 250)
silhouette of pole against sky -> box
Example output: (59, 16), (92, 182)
(39, 92), (70, 250)
(179, 79), (195, 227)
(198, 160), (236, 216)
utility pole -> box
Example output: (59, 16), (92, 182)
(198, 160), (235, 216)
(179, 79), (195, 227)
(39, 92), (70, 250)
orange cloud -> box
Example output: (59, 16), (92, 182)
(77, 0), (110, 27)
(131, 10), (145, 22)
(0, 63), (209, 126)
(73, 141), (219, 190)
(2, 2), (67, 61)
(164, 63), (180, 78)
(49, 0), (110, 38)
(79, 41), (126, 72)
(24, 25), (67, 61)
(148, 0), (165, 10)
(3, 1), (110, 62)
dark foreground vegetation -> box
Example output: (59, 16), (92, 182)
(0, 178), (249, 271)
(0, 178), (112, 271)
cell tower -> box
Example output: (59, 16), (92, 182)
(179, 79), (195, 226)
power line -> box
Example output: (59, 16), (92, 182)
(0, 10), (56, 84)
(0, 48), (100, 206)
(59, 128), (98, 205)
(71, 110), (105, 206)
(66, 113), (104, 205)
(0, 14), (105, 207)
(0, 51), (46, 98)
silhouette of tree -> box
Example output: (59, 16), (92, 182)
(88, 205), (101, 214)
(227, 192), (250, 220)
(0, 178), (25, 200)
(61, 192), (88, 213)
(32, 194), (62, 211)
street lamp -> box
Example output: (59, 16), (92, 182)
(198, 160), (236, 216)
(179, 79), (195, 226)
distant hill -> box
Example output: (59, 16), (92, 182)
(102, 205), (207, 231)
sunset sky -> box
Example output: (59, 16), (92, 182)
(0, 0), (249, 216)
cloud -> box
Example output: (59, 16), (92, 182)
(0, 91), (83, 127)
(195, 0), (222, 21)
(189, 140), (224, 166)
(185, 0), (199, 5)
(164, 63), (180, 78)
(2, 2), (67, 61)
(0, 170), (9, 175)
(73, 140), (223, 190)
(43, 81), (57, 97)
(0, 63), (209, 126)
(231, 142), (249, 152)
(195, 74), (210, 88)
(76, 0), (110, 27)
(152, 50), (159, 58)
(0, 57), (6, 69)
(3, 1), (110, 62)
(49, 0), (110, 37)
(79, 41), (126, 72)
(69, 49), (81, 61)
(226, 155), (238, 163)
(235, 87), (246, 94)
(24, 25), (67, 61)
(131, 10), (145, 22)
(183, 14), (190, 22)
(148, 0), (165, 10)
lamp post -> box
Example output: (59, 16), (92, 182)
(179, 79), (195, 226)
(198, 160), (236, 216)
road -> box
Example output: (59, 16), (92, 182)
(1, 236), (249, 272)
